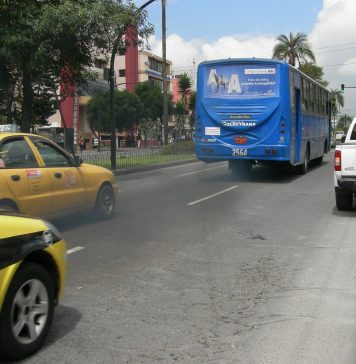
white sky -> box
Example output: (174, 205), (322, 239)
(146, 0), (356, 115)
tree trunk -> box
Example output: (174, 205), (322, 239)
(21, 63), (33, 133)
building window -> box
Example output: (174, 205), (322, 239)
(94, 60), (106, 69)
(119, 69), (126, 77)
(148, 57), (164, 74)
(148, 76), (163, 90)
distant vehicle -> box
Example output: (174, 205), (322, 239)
(0, 132), (118, 219)
(0, 212), (67, 360)
(334, 131), (345, 144)
(334, 117), (356, 210)
(330, 136), (336, 148)
(195, 58), (332, 175)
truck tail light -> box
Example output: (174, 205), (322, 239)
(335, 150), (341, 171)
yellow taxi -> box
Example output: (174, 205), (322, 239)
(0, 132), (118, 219)
(0, 212), (67, 360)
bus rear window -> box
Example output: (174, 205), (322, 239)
(204, 64), (279, 98)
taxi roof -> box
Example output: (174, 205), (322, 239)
(0, 132), (50, 141)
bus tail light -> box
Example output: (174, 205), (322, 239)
(235, 136), (246, 144)
(335, 150), (341, 171)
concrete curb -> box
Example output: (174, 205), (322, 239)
(112, 158), (199, 176)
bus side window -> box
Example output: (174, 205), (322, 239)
(301, 78), (307, 112)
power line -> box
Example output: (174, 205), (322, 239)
(314, 42), (356, 50)
(321, 62), (356, 68)
(316, 46), (356, 55)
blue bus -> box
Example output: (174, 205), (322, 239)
(195, 58), (331, 174)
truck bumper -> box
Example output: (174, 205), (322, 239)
(337, 178), (356, 192)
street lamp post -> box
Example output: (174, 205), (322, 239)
(97, 110), (102, 152)
(161, 0), (168, 145)
(109, 0), (166, 169)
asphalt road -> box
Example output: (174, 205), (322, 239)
(22, 154), (356, 364)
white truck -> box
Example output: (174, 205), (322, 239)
(334, 117), (356, 210)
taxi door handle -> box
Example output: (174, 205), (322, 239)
(11, 175), (20, 182)
(54, 172), (62, 179)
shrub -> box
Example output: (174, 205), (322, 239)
(160, 141), (195, 155)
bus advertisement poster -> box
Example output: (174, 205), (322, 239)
(205, 64), (279, 98)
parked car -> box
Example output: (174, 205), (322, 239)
(0, 212), (67, 360)
(0, 132), (118, 219)
(334, 131), (346, 144)
(334, 118), (356, 210)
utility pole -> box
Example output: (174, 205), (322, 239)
(109, 0), (158, 170)
(109, 66), (116, 170)
(161, 0), (168, 145)
(97, 110), (102, 152)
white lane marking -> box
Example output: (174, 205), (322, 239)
(67, 246), (85, 255)
(176, 164), (227, 177)
(187, 185), (238, 206)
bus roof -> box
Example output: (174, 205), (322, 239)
(198, 58), (287, 67)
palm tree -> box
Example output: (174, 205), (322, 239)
(272, 32), (315, 67)
(330, 89), (344, 129)
(178, 72), (192, 110)
(337, 114), (352, 132)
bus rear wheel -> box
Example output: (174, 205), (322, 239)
(298, 147), (310, 174)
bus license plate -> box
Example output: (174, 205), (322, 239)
(232, 148), (247, 156)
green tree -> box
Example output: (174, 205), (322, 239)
(174, 100), (186, 140)
(272, 32), (315, 67)
(87, 90), (143, 132)
(188, 90), (196, 137)
(134, 81), (163, 144)
(178, 73), (192, 110)
(330, 89), (345, 129)
(298, 62), (328, 87)
(337, 114), (353, 133)
(0, 0), (153, 132)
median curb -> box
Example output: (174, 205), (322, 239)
(112, 158), (199, 176)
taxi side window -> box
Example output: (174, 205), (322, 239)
(33, 141), (71, 167)
(350, 124), (356, 140)
(0, 138), (38, 169)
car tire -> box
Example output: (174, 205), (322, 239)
(95, 184), (115, 220)
(335, 188), (353, 211)
(0, 263), (54, 361)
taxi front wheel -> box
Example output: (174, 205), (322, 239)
(0, 263), (54, 361)
(95, 184), (115, 220)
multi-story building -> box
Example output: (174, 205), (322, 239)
(116, 50), (172, 93)
(48, 32), (173, 149)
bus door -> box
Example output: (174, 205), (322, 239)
(293, 88), (302, 164)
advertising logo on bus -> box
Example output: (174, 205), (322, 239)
(204, 64), (279, 99)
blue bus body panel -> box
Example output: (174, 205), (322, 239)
(195, 58), (330, 165)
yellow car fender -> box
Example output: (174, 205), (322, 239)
(0, 262), (22, 312)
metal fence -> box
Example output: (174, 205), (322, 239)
(79, 147), (196, 170)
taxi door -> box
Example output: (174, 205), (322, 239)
(29, 137), (87, 214)
(0, 136), (52, 216)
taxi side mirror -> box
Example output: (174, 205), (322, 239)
(73, 155), (83, 167)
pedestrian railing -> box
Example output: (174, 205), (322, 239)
(79, 144), (196, 170)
